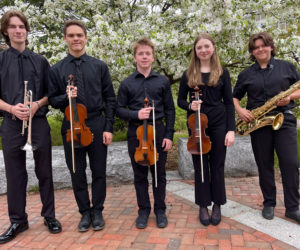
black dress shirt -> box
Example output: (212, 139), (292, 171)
(178, 67), (235, 132)
(117, 70), (175, 140)
(0, 47), (50, 117)
(233, 56), (300, 112)
(48, 53), (116, 132)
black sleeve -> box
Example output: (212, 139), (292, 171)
(163, 79), (175, 140)
(35, 56), (50, 117)
(233, 70), (247, 100)
(221, 68), (235, 131)
(287, 62), (300, 84)
(48, 67), (68, 111)
(101, 63), (116, 133)
(177, 71), (190, 111)
(0, 52), (3, 99)
(116, 81), (139, 120)
(42, 57), (50, 97)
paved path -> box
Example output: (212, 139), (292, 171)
(0, 173), (299, 249)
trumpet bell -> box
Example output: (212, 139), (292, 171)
(21, 143), (37, 151)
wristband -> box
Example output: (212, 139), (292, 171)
(36, 101), (40, 108)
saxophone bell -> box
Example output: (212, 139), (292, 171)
(236, 80), (300, 136)
(237, 113), (284, 136)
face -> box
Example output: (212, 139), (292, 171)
(134, 45), (154, 71)
(251, 38), (272, 63)
(5, 16), (27, 47)
(195, 38), (215, 62)
(64, 25), (88, 56)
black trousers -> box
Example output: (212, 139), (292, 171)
(62, 115), (107, 214)
(191, 121), (227, 207)
(1, 116), (55, 223)
(127, 122), (168, 216)
(250, 114), (300, 212)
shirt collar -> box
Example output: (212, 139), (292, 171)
(253, 56), (275, 70)
(66, 53), (88, 63)
(8, 46), (31, 58)
(133, 69), (159, 78)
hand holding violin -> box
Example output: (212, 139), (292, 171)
(66, 85), (78, 99)
(138, 107), (153, 120)
(190, 100), (203, 111)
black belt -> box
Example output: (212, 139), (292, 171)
(130, 119), (163, 126)
(3, 113), (46, 119)
(3, 113), (14, 119)
(268, 110), (293, 116)
(87, 110), (103, 119)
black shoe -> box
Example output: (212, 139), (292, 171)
(199, 207), (210, 226)
(211, 204), (221, 226)
(44, 217), (62, 234)
(92, 211), (105, 231)
(78, 211), (91, 232)
(156, 213), (168, 228)
(0, 222), (29, 244)
(136, 214), (149, 229)
(262, 206), (274, 220)
(285, 210), (300, 224)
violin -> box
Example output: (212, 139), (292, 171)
(187, 86), (211, 155)
(65, 75), (93, 148)
(134, 98), (159, 166)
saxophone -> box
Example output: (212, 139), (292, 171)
(236, 80), (300, 136)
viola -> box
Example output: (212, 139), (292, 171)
(187, 86), (211, 155)
(134, 98), (159, 166)
(65, 75), (93, 147)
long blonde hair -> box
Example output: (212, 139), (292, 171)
(187, 33), (222, 88)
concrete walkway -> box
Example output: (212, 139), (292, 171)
(0, 171), (299, 249)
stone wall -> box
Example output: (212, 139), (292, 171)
(178, 136), (258, 179)
(0, 137), (259, 194)
(0, 142), (133, 194)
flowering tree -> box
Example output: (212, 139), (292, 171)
(1, 0), (299, 88)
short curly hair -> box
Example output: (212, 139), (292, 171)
(248, 32), (276, 61)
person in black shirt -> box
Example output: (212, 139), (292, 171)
(177, 33), (235, 226)
(0, 10), (61, 244)
(117, 38), (175, 229)
(233, 32), (300, 224)
(48, 20), (116, 232)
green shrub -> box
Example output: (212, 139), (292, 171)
(47, 116), (63, 146)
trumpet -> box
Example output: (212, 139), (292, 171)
(21, 81), (28, 136)
(21, 81), (37, 151)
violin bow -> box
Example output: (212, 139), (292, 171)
(195, 87), (204, 183)
(68, 75), (76, 173)
(152, 100), (158, 188)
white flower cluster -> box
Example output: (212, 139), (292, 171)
(2, 0), (299, 88)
